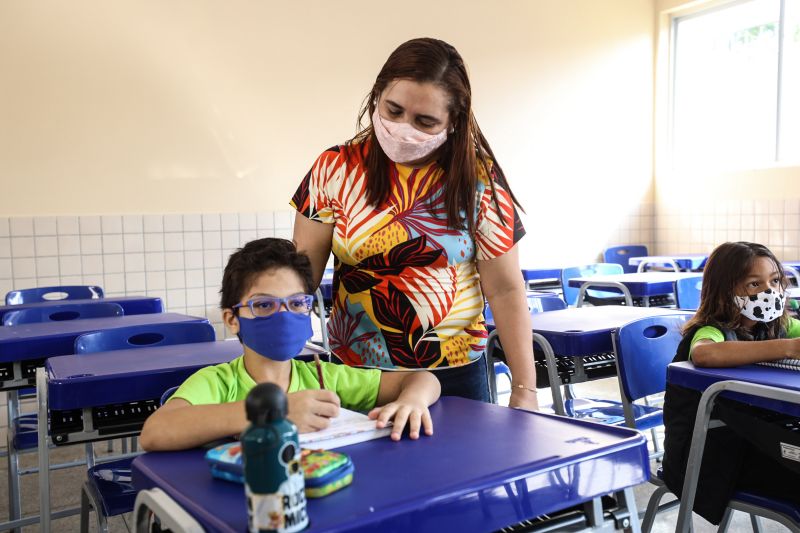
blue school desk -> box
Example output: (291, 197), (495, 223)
(0, 295), (163, 325)
(32, 340), (243, 532)
(568, 272), (701, 307)
(487, 306), (693, 416)
(521, 267), (563, 290)
(628, 255), (707, 272)
(131, 397), (649, 533)
(667, 361), (800, 531)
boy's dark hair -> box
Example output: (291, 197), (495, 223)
(220, 238), (314, 310)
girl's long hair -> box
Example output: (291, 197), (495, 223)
(348, 37), (522, 236)
(684, 241), (789, 339)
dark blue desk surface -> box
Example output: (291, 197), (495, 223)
(132, 397), (649, 533)
(628, 255), (707, 271)
(487, 306), (692, 356)
(46, 340), (243, 410)
(567, 272), (701, 297)
(0, 295), (163, 325)
(668, 361), (800, 417)
(0, 313), (207, 363)
(521, 268), (563, 281)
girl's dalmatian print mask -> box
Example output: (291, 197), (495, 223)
(735, 288), (785, 322)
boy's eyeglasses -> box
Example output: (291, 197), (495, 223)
(233, 294), (315, 317)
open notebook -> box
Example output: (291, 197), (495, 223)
(299, 408), (391, 450)
(757, 359), (800, 371)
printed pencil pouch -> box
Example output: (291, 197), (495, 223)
(205, 443), (354, 497)
(300, 449), (354, 498)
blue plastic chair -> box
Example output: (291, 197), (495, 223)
(675, 276), (703, 311)
(2, 302), (124, 327)
(76, 321), (216, 533)
(560, 263), (624, 306)
(603, 245), (648, 274)
(485, 294), (568, 403)
(5, 285), (104, 305)
(564, 315), (689, 459)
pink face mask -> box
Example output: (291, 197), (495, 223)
(372, 108), (448, 164)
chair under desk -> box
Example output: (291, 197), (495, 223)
(34, 340), (244, 532)
(568, 272), (702, 307)
(628, 255), (707, 272)
(132, 396), (650, 533)
(486, 306), (693, 416)
(666, 362), (800, 532)
(0, 295), (164, 325)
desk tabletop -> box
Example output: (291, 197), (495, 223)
(0, 295), (164, 324)
(628, 255), (707, 270)
(0, 313), (207, 363)
(132, 397), (648, 533)
(525, 306), (692, 356)
(668, 361), (800, 417)
(567, 272), (701, 297)
(46, 340), (243, 410)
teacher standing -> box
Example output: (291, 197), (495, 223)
(291, 37), (537, 410)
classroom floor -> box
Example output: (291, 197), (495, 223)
(0, 383), (793, 532)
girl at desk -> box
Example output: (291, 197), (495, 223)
(291, 37), (538, 409)
(663, 241), (800, 524)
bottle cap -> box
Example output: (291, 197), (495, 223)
(245, 383), (288, 425)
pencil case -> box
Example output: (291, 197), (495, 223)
(204, 443), (354, 497)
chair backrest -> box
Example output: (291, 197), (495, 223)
(2, 302), (124, 326)
(74, 322), (216, 354)
(614, 314), (689, 402)
(484, 292), (566, 322)
(603, 245), (649, 274)
(675, 276), (703, 311)
(160, 385), (180, 405)
(560, 263), (624, 306)
(5, 285), (104, 305)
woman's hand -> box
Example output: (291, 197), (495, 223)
(287, 389), (341, 433)
(508, 387), (539, 411)
(368, 398), (433, 441)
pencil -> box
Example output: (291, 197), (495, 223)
(313, 352), (326, 390)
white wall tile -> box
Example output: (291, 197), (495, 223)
(57, 216), (80, 235)
(125, 272), (146, 292)
(101, 215), (123, 234)
(104, 254), (125, 274)
(11, 237), (34, 257)
(143, 215), (164, 233)
(221, 231), (239, 249)
(0, 238), (9, 259)
(123, 215), (143, 234)
(787, 200), (800, 215)
(145, 252), (165, 271)
(164, 214), (183, 232)
(183, 214), (202, 231)
(239, 213), (256, 230)
(274, 211), (292, 228)
(146, 271), (166, 291)
(184, 250), (203, 267)
(186, 287), (205, 307)
(104, 273), (126, 293)
(166, 288), (187, 308)
(0, 218), (9, 237)
(58, 235), (81, 255)
(205, 286), (221, 304)
(123, 233), (145, 253)
(257, 212), (274, 229)
(257, 228), (274, 239)
(220, 213), (239, 231)
(786, 214), (800, 231)
(36, 236), (59, 256)
(125, 253), (145, 272)
(164, 232), (184, 251)
(82, 255), (103, 275)
(202, 214), (221, 231)
(203, 250), (222, 269)
(0, 258), (12, 279)
(202, 231), (221, 249)
(274, 228), (292, 239)
(34, 217), (57, 236)
(81, 235), (103, 255)
(13, 277), (36, 291)
(239, 229), (257, 244)
(10, 217), (34, 236)
(36, 257), (59, 277)
(185, 269), (205, 288)
(144, 233), (164, 252)
(82, 275), (104, 286)
(166, 270), (186, 289)
(204, 268), (223, 287)
(184, 232), (203, 251)
(38, 276), (61, 287)
(59, 255), (82, 276)
(80, 216), (102, 234)
(164, 251), (185, 270)
(102, 234), (124, 254)
(0, 279), (13, 296)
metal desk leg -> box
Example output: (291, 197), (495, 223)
(314, 288), (329, 352)
(6, 389), (21, 532)
(576, 281), (633, 307)
(533, 332), (566, 416)
(37, 367), (51, 533)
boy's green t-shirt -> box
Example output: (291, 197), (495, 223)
(689, 317), (800, 359)
(172, 356), (381, 412)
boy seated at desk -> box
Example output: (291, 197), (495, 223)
(140, 238), (440, 451)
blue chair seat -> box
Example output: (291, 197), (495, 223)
(12, 413), (38, 450)
(564, 398), (663, 430)
(86, 458), (136, 517)
(732, 491), (800, 524)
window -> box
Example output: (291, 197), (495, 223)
(671, 0), (800, 169)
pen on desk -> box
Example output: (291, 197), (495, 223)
(314, 352), (326, 390)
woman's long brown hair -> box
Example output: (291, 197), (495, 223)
(348, 37), (522, 236)
(684, 241), (790, 339)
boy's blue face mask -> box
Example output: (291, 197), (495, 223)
(237, 311), (313, 361)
